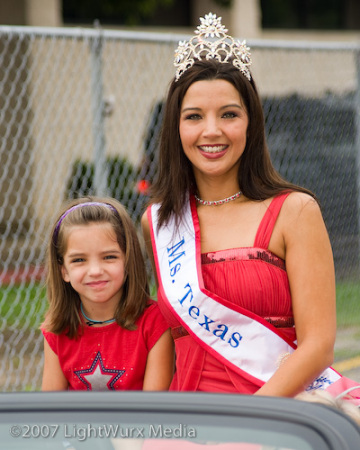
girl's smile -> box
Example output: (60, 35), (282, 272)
(86, 280), (109, 288)
(61, 222), (126, 319)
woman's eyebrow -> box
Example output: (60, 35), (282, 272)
(181, 103), (243, 113)
(181, 106), (201, 113)
(220, 103), (243, 109)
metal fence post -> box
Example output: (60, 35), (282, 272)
(355, 48), (360, 276)
(90, 22), (108, 196)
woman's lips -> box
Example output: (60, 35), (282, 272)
(198, 145), (228, 159)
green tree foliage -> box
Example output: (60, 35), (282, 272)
(261, 0), (344, 29)
(213, 0), (232, 7)
(63, 0), (175, 25)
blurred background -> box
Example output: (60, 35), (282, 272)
(0, 0), (359, 391)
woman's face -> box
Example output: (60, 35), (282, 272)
(179, 79), (249, 182)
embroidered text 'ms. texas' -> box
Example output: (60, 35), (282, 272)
(167, 237), (243, 348)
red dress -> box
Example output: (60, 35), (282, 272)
(157, 193), (296, 393)
(42, 300), (169, 390)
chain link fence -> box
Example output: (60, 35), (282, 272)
(0, 25), (359, 391)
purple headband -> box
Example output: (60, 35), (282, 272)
(53, 201), (117, 245)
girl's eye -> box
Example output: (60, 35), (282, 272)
(105, 255), (117, 260)
(71, 258), (85, 263)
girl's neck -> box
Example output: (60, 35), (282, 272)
(80, 303), (116, 327)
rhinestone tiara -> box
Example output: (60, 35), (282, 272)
(174, 12), (252, 82)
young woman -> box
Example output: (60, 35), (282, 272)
(142, 13), (339, 397)
(42, 197), (173, 391)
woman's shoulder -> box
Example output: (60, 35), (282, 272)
(279, 191), (321, 220)
(268, 191), (325, 260)
(276, 191), (326, 245)
(141, 208), (151, 233)
(141, 208), (149, 222)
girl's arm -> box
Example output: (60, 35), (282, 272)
(143, 329), (174, 391)
(42, 338), (69, 390)
(255, 192), (336, 397)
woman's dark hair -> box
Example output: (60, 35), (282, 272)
(150, 59), (315, 228)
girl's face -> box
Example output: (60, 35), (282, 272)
(179, 79), (249, 182)
(61, 222), (125, 314)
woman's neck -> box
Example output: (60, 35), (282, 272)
(195, 179), (241, 205)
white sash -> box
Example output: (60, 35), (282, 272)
(149, 197), (341, 390)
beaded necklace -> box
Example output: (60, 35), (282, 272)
(194, 191), (242, 206)
(80, 303), (116, 327)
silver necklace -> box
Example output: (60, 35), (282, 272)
(194, 190), (242, 206)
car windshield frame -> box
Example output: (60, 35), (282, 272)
(0, 391), (359, 450)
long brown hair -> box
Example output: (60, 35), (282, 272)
(43, 197), (150, 339)
(150, 59), (315, 228)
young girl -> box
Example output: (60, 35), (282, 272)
(42, 197), (174, 391)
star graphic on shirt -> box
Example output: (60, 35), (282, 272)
(74, 351), (125, 390)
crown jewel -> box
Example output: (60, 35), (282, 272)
(174, 13), (252, 82)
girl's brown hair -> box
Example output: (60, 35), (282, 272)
(43, 197), (149, 339)
(150, 59), (315, 229)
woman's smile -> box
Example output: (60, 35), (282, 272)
(198, 144), (228, 153)
(198, 144), (228, 159)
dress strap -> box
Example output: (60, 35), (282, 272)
(254, 192), (291, 249)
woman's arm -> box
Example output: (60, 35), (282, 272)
(42, 338), (69, 390)
(255, 192), (336, 397)
(142, 329), (174, 390)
